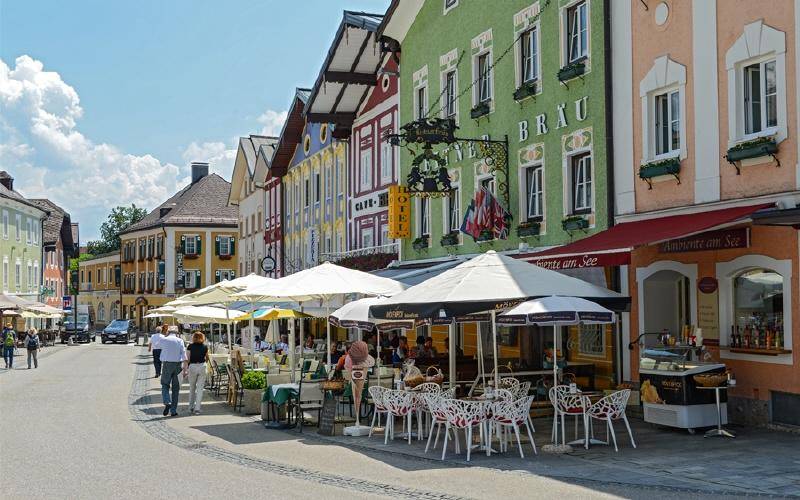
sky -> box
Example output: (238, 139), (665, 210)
(0, 0), (389, 241)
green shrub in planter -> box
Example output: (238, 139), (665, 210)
(470, 101), (490, 119)
(412, 235), (429, 251)
(241, 370), (266, 390)
(725, 137), (778, 163)
(562, 216), (588, 232)
(476, 229), (494, 242)
(516, 222), (541, 237)
(557, 60), (586, 82)
(513, 81), (537, 101)
(440, 231), (460, 246)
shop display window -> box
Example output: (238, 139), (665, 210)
(733, 268), (784, 349)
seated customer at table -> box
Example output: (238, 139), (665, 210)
(392, 336), (409, 364)
(416, 337), (438, 359)
(253, 336), (270, 352)
(389, 331), (400, 349)
(274, 334), (289, 353)
(303, 335), (316, 353)
(329, 342), (342, 364)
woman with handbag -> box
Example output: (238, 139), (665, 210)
(24, 328), (41, 369)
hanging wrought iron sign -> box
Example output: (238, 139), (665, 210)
(393, 117), (457, 145)
(406, 145), (452, 197)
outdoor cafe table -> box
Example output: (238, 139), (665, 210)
(263, 383), (299, 429)
(560, 390), (607, 448)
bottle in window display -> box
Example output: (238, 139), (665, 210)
(730, 326), (737, 349)
(743, 325), (751, 348)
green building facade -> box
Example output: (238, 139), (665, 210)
(385, 0), (610, 261)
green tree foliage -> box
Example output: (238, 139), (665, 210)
(86, 204), (148, 254)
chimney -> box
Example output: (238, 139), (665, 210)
(191, 162), (209, 184)
(0, 171), (13, 191)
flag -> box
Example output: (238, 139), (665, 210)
(461, 187), (510, 241)
(460, 200), (479, 239)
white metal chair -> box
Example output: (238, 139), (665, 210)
(498, 377), (520, 393)
(586, 389), (636, 452)
(382, 389), (416, 445)
(549, 385), (590, 447)
(493, 388), (515, 401)
(422, 393), (458, 454)
(516, 381), (532, 398)
(410, 383), (441, 439)
(489, 395), (537, 458)
(441, 399), (486, 462)
(368, 386), (389, 438)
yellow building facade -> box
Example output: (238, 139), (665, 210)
(77, 252), (120, 328)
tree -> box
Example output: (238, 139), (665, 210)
(87, 204), (148, 254)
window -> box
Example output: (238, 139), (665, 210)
(744, 60), (777, 135)
(578, 324), (605, 356)
(15, 214), (20, 241)
(479, 175), (495, 196)
(521, 27), (539, 84)
(654, 90), (680, 156)
(15, 261), (20, 289)
(219, 236), (231, 256)
(416, 86), (427, 119)
(361, 228), (374, 249)
(185, 236), (197, 255)
(567, 1), (588, 63)
(33, 261), (37, 287)
(570, 153), (592, 214)
(26, 218), (31, 244)
(445, 187), (460, 234)
(477, 53), (492, 103)
(418, 198), (431, 237)
(2, 211), (7, 239)
(33, 220), (38, 244)
(2, 258), (7, 292)
(96, 269), (101, 283)
(380, 225), (390, 245)
(444, 70), (457, 118)
(251, 213), (256, 234)
(360, 149), (372, 190)
(219, 269), (235, 281)
(304, 178), (310, 207)
(734, 268), (784, 344)
(325, 165), (332, 199)
(380, 140), (392, 183)
(314, 172), (321, 205)
(525, 165), (544, 221)
(27, 262), (32, 292)
(184, 269), (200, 289)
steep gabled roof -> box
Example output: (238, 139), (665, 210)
(27, 199), (74, 251)
(228, 135), (279, 206)
(122, 173), (238, 235)
(0, 179), (46, 213)
(271, 88), (311, 174)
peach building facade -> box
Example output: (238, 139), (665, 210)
(612, 0), (800, 426)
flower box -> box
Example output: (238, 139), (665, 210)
(470, 101), (491, 119)
(476, 230), (494, 242)
(516, 222), (541, 238)
(412, 235), (429, 251)
(513, 81), (537, 101)
(639, 157), (680, 179)
(562, 216), (588, 232)
(557, 60), (586, 82)
(440, 231), (460, 246)
(725, 137), (778, 163)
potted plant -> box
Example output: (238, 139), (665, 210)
(557, 59), (586, 82)
(725, 136), (778, 163)
(562, 215), (588, 232)
(470, 101), (491, 119)
(412, 235), (429, 251)
(476, 229), (494, 242)
(513, 80), (537, 101)
(440, 231), (460, 246)
(639, 157), (681, 180)
(241, 370), (266, 415)
(516, 221), (541, 238)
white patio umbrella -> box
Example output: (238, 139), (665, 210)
(370, 251), (626, 389)
(498, 296), (616, 385)
(233, 262), (407, 376)
(172, 306), (246, 324)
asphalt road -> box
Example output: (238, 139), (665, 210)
(0, 343), (742, 500)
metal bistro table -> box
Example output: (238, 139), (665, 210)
(263, 383), (300, 430)
(697, 385), (735, 438)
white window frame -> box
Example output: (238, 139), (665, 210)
(475, 171), (496, 197)
(25, 218), (31, 245)
(361, 227), (374, 249)
(219, 236), (232, 256)
(380, 224), (390, 245)
(14, 259), (20, 290)
(219, 269), (235, 281)
(474, 50), (493, 105)
(1, 211), (7, 239)
(416, 197), (431, 239)
(564, 0), (589, 65)
(32, 220), (38, 245)
(520, 25), (540, 86)
(442, 69), (458, 119)
(27, 261), (32, 292)
(184, 269), (200, 289)
(325, 163), (332, 200)
(360, 148), (373, 190)
(640, 56), (687, 163)
(380, 139), (392, 184)
(743, 59), (778, 136)
(524, 164), (544, 221)
(443, 183), (461, 237)
(414, 85), (427, 120)
(184, 235), (197, 255)
(654, 88), (681, 157)
(3, 256), (8, 292)
(443, 0), (458, 15)
(568, 152), (593, 215)
(725, 20), (787, 145)
(15, 214), (20, 241)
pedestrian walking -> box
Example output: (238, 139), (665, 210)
(159, 328), (187, 417)
(185, 331), (209, 414)
(149, 324), (166, 378)
(25, 328), (41, 369)
(3, 323), (15, 369)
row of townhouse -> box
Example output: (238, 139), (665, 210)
(0, 171), (77, 322)
(195, 0), (800, 427)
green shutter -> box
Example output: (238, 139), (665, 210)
(230, 270), (236, 279)
(180, 235), (186, 254)
(230, 237), (235, 256)
(195, 271), (201, 289)
(215, 236), (220, 256)
(196, 236), (202, 255)
(215, 270), (221, 283)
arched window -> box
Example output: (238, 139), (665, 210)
(733, 268), (784, 345)
(97, 302), (105, 322)
(110, 302), (118, 321)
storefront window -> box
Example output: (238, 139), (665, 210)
(734, 268), (784, 346)
(578, 324), (604, 356)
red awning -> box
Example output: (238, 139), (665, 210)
(518, 203), (773, 270)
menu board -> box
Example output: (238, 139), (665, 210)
(697, 279), (720, 340)
(317, 393), (338, 436)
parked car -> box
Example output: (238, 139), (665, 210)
(101, 320), (135, 344)
(63, 313), (95, 343)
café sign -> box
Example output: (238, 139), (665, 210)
(659, 228), (749, 253)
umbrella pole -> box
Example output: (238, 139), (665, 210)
(491, 310), (499, 389)
(326, 305), (331, 366)
(448, 322), (456, 391)
(553, 326), (560, 385)
(249, 300), (255, 355)
(477, 323), (485, 389)
(290, 316), (297, 383)
(225, 303), (232, 352)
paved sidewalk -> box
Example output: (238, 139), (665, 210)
(0, 342), (71, 372)
(144, 370), (800, 498)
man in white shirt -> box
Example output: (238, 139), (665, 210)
(159, 331), (187, 417)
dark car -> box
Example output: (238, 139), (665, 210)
(101, 320), (135, 344)
(63, 314), (95, 343)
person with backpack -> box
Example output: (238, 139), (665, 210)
(25, 328), (40, 369)
(3, 322), (15, 369)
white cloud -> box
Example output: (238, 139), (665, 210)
(0, 55), (183, 240)
(257, 109), (287, 137)
(181, 141), (237, 179)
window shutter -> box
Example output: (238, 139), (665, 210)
(230, 237), (236, 256)
(196, 236), (202, 255)
(180, 235), (186, 254)
(215, 270), (221, 283)
(195, 272), (200, 289)
(230, 270), (236, 279)
(215, 235), (220, 256)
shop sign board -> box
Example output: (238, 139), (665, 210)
(698, 277), (720, 340)
(524, 250), (630, 270)
(659, 228), (749, 254)
(387, 185), (411, 239)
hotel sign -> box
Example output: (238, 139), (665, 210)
(659, 228), (749, 254)
(387, 185), (411, 239)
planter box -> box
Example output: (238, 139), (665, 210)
(412, 237), (429, 251)
(476, 231), (494, 243)
(242, 389), (262, 415)
(558, 61), (585, 82)
(513, 81), (537, 101)
(639, 157), (680, 179)
(440, 232), (460, 246)
(516, 223), (540, 238)
(726, 139), (778, 162)
(562, 217), (588, 232)
(470, 102), (490, 119)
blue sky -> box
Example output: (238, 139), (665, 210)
(0, 0), (388, 240)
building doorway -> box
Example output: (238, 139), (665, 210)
(642, 269), (691, 346)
